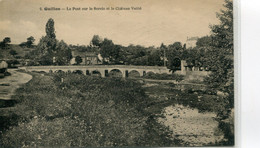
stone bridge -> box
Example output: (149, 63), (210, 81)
(21, 65), (171, 78)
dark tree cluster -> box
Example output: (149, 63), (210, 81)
(0, 37), (11, 49)
(19, 36), (35, 48)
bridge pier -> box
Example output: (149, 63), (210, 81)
(139, 70), (144, 77)
(122, 70), (126, 78)
(100, 70), (106, 78)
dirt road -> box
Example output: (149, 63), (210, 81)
(0, 69), (32, 100)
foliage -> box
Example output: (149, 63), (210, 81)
(19, 36), (35, 48)
(147, 50), (163, 66)
(99, 38), (122, 64)
(45, 18), (56, 39)
(211, 0), (233, 51)
(0, 37), (11, 49)
(121, 45), (149, 65)
(9, 50), (17, 56)
(168, 42), (182, 50)
(142, 73), (184, 81)
(75, 56), (82, 65)
(54, 40), (72, 65)
(27, 18), (71, 65)
(197, 1), (234, 144)
(204, 0), (234, 109)
(196, 36), (213, 47)
(3, 37), (11, 44)
(70, 44), (99, 52)
(6, 60), (20, 68)
(91, 35), (103, 47)
(33, 18), (58, 65)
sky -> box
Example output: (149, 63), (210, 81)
(0, 0), (225, 47)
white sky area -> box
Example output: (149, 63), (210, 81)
(0, 0), (225, 47)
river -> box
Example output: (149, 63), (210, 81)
(142, 80), (225, 146)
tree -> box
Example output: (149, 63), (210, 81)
(168, 42), (182, 50)
(26, 36), (35, 48)
(147, 50), (163, 66)
(45, 18), (56, 39)
(91, 35), (103, 47)
(100, 38), (123, 64)
(160, 43), (167, 49)
(196, 36), (213, 47)
(55, 40), (72, 65)
(166, 42), (183, 72)
(206, 0), (233, 88)
(121, 45), (149, 65)
(160, 43), (167, 66)
(35, 18), (58, 65)
(205, 0), (234, 111)
(167, 56), (181, 72)
(9, 50), (17, 57)
(3, 37), (11, 44)
(210, 0), (233, 52)
(75, 56), (82, 65)
(0, 37), (11, 49)
(19, 36), (35, 48)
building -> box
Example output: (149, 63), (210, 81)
(70, 50), (102, 65)
(0, 61), (8, 77)
(186, 36), (199, 48)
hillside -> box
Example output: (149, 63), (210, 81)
(0, 44), (36, 60)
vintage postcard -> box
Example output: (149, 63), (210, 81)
(0, 0), (236, 147)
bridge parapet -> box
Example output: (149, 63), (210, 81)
(21, 65), (171, 77)
(23, 65), (169, 70)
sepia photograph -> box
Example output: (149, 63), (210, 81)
(0, 0), (235, 147)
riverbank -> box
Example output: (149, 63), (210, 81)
(142, 79), (234, 146)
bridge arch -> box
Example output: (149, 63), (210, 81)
(172, 57), (182, 70)
(146, 71), (156, 77)
(55, 70), (66, 74)
(91, 70), (102, 77)
(67, 70), (72, 74)
(72, 70), (84, 75)
(108, 69), (123, 77)
(128, 70), (141, 78)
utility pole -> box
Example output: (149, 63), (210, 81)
(164, 48), (166, 67)
(160, 43), (167, 67)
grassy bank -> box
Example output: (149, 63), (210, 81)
(142, 73), (184, 81)
(0, 72), (177, 147)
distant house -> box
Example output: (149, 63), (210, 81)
(186, 37), (199, 48)
(70, 50), (102, 65)
(0, 60), (8, 73)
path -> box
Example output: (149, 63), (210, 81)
(0, 69), (32, 100)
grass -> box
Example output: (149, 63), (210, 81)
(0, 72), (177, 147)
(142, 73), (184, 81)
